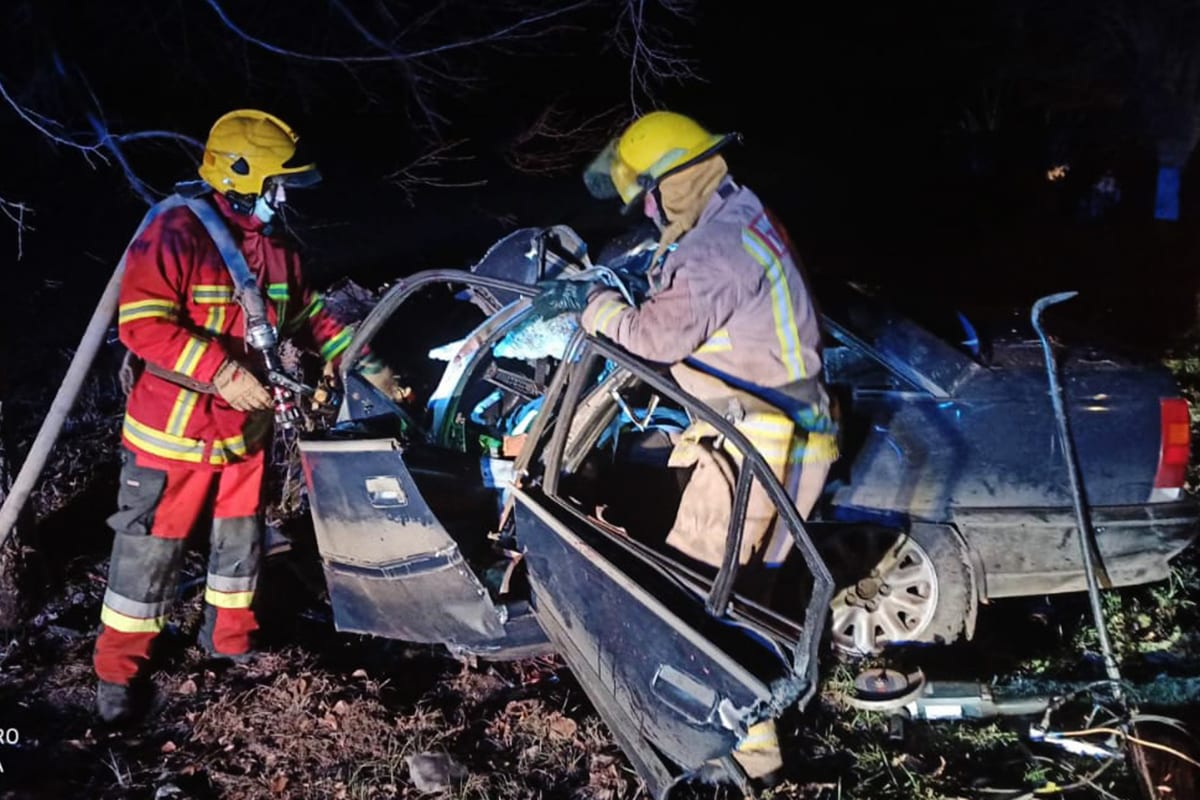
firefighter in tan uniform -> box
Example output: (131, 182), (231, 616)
(570, 110), (839, 781)
(94, 109), (400, 723)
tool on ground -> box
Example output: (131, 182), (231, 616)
(843, 667), (1052, 720)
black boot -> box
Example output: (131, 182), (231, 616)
(96, 680), (138, 725)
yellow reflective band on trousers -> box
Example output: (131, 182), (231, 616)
(119, 298), (178, 323)
(792, 431), (840, 466)
(733, 411), (795, 469)
(741, 228), (805, 380)
(100, 604), (166, 634)
(320, 327), (353, 361)
(204, 587), (255, 609)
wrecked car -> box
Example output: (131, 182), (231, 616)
(296, 225), (1199, 795)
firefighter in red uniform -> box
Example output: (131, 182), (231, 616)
(94, 109), (399, 723)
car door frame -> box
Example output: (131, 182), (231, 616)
(510, 331), (835, 793)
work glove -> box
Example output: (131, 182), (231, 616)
(359, 354), (414, 405)
(212, 359), (273, 412)
(531, 278), (600, 317)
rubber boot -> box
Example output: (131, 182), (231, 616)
(96, 680), (138, 725)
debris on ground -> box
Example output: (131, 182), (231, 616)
(405, 752), (467, 794)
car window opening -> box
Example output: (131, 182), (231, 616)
(547, 358), (816, 642)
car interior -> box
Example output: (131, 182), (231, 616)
(345, 278), (923, 659)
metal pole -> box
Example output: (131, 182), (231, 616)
(1030, 291), (1122, 689)
(0, 263), (123, 550)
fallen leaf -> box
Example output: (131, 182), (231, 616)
(177, 679), (197, 696)
(331, 700), (350, 716)
(161, 740), (177, 754)
(547, 713), (577, 740)
(271, 774), (289, 793)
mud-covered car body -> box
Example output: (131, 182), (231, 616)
(297, 225), (1197, 793)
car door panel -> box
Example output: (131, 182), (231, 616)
(299, 438), (507, 645)
(511, 488), (774, 776)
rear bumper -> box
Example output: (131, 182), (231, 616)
(953, 499), (1200, 599)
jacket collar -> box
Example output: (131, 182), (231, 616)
(211, 191), (265, 234)
(696, 176), (738, 227)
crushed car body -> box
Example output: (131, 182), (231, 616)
(296, 224), (1199, 795)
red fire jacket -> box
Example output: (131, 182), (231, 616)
(117, 192), (352, 469)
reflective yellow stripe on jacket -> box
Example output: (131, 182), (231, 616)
(118, 299), (178, 323)
(741, 227), (806, 380)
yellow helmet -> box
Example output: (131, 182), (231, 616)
(198, 109), (320, 197)
(584, 110), (738, 206)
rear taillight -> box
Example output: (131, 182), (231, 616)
(1153, 398), (1191, 496)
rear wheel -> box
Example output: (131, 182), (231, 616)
(819, 523), (975, 655)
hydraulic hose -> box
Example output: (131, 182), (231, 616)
(0, 263), (123, 550)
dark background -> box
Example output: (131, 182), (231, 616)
(3, 0), (1200, 378)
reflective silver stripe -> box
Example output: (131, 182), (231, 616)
(102, 588), (172, 620)
(205, 572), (258, 593)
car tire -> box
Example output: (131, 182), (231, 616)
(819, 522), (976, 656)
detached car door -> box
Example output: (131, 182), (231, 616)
(510, 336), (833, 797)
(299, 271), (546, 652)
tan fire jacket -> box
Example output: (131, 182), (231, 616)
(581, 179), (828, 422)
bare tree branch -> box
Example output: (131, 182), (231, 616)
(385, 139), (487, 205)
(0, 69), (203, 230)
(507, 101), (625, 175)
(0, 196), (33, 261)
(330, 0), (451, 134)
(616, 0), (701, 113)
(0, 73), (109, 167)
(204, 0), (591, 63)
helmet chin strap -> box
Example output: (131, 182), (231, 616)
(220, 187), (285, 235)
(253, 195), (276, 224)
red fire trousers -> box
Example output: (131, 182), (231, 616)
(94, 448), (265, 685)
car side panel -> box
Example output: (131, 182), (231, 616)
(832, 368), (1171, 517)
(953, 500), (1200, 598)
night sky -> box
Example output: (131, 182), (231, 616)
(2, 1), (1198, 361)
